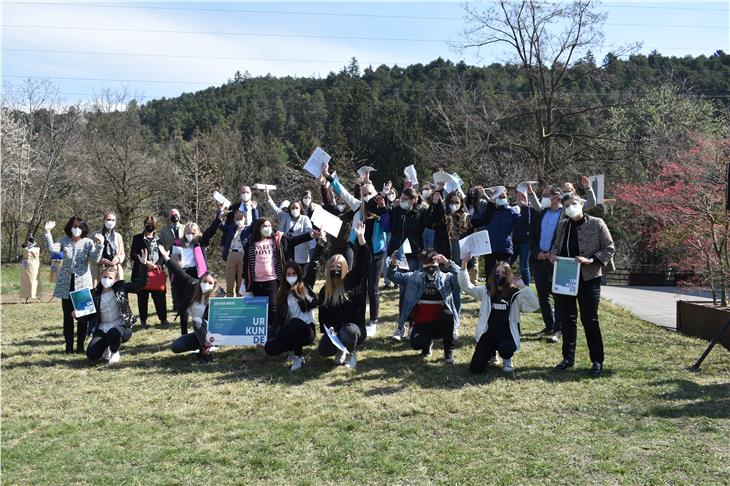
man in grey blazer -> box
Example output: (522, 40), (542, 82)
(158, 208), (184, 252)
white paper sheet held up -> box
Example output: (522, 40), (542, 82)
(400, 238), (412, 254)
(458, 230), (492, 258)
(324, 326), (349, 353)
(404, 165), (419, 185)
(253, 184), (277, 191)
(310, 205), (343, 237)
(213, 191), (232, 208)
(304, 147), (331, 177)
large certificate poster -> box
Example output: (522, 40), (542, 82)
(552, 257), (581, 296)
(207, 297), (268, 346)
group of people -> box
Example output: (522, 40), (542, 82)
(39, 163), (614, 376)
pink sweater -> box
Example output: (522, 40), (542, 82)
(254, 239), (276, 282)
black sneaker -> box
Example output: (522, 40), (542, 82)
(590, 362), (603, 375)
(140, 321), (149, 330)
(196, 352), (213, 365)
(554, 359), (574, 371)
(444, 349), (455, 364)
(421, 342), (433, 357)
(159, 321), (170, 329)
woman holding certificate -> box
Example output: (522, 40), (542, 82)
(44, 217), (104, 354)
(549, 194), (615, 375)
(317, 222), (370, 370)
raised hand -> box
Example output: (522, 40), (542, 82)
(136, 248), (148, 265)
(434, 254), (448, 265)
(310, 230), (321, 240)
(390, 251), (398, 266)
(322, 162), (330, 176)
(580, 175), (590, 189)
(374, 195), (386, 208)
(93, 233), (104, 245)
(44, 221), (56, 232)
(512, 276), (526, 288)
(404, 179), (413, 189)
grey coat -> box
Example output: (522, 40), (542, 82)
(44, 232), (103, 299)
(550, 215), (615, 281)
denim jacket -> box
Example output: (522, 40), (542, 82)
(386, 260), (462, 334)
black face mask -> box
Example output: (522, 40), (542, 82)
(144, 224), (155, 233)
(496, 275), (507, 287)
(424, 265), (438, 277)
(329, 269), (342, 279)
(171, 216), (180, 223)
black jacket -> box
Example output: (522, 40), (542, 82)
(387, 205), (431, 255)
(130, 232), (163, 281)
(81, 273), (148, 333)
(271, 254), (320, 333)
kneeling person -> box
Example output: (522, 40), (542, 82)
(83, 250), (149, 364)
(386, 249), (461, 364)
(459, 258), (539, 373)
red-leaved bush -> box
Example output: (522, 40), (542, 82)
(616, 136), (730, 305)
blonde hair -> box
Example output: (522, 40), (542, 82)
(183, 222), (201, 246)
(323, 254), (350, 307)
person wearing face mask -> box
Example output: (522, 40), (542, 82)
(481, 187), (520, 278)
(322, 164), (388, 337)
(170, 221), (218, 335)
(206, 207), (256, 297)
(92, 211), (126, 286)
(157, 245), (222, 364)
(549, 194), (615, 376)
(241, 218), (318, 334)
(159, 208), (185, 253)
(562, 176), (596, 211)
(463, 186), (492, 283)
(509, 189), (536, 285)
(266, 190), (314, 272)
(43, 217), (104, 353)
(20, 236), (42, 303)
(81, 250), (149, 364)
(317, 223), (370, 370)
(420, 183), (436, 250)
(529, 185), (564, 342)
(131, 215), (169, 330)
(318, 175), (355, 269)
(264, 261), (320, 371)
(381, 187), (398, 290)
(459, 258), (539, 373)
(386, 249), (461, 363)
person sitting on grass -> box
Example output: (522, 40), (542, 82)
(458, 257), (539, 374)
(80, 250), (149, 365)
(386, 248), (461, 364)
(157, 245), (224, 365)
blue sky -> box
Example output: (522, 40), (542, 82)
(2, 1), (729, 104)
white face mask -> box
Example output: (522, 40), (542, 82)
(400, 201), (411, 210)
(286, 276), (298, 286)
(495, 198), (509, 207)
(101, 277), (115, 288)
(261, 227), (273, 238)
(302, 197), (312, 206)
(104, 220), (116, 230)
(241, 193), (251, 202)
(337, 203), (347, 212)
(290, 209), (300, 219)
(235, 219), (245, 228)
(541, 197), (553, 209)
(185, 234), (194, 242)
(564, 203), (583, 220)
(362, 193), (374, 203)
(200, 282), (214, 293)
(71, 227), (82, 237)
(422, 190), (432, 199)
(387, 194), (396, 202)
(449, 204), (461, 213)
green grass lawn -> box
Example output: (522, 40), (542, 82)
(1, 272), (729, 484)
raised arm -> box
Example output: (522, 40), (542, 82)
(158, 245), (197, 289)
(124, 249), (149, 293)
(329, 177), (361, 212)
(43, 221), (56, 251)
(344, 223), (370, 287)
(457, 255), (486, 300)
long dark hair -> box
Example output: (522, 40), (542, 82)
(487, 261), (517, 301)
(192, 271), (220, 303)
(251, 217), (273, 242)
(445, 192), (470, 239)
(276, 261), (308, 306)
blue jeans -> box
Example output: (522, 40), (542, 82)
(422, 228), (435, 250)
(509, 241), (532, 284)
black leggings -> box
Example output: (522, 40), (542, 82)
(470, 333), (517, 374)
(173, 267), (199, 335)
(61, 297), (87, 352)
(318, 323), (365, 356)
(250, 280), (279, 334)
(86, 326), (132, 360)
(410, 311), (455, 353)
(265, 318), (316, 357)
(366, 252), (385, 322)
(137, 290), (167, 324)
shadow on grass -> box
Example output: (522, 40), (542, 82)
(646, 379), (730, 419)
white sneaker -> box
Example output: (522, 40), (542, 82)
(344, 353), (357, 369)
(548, 332), (562, 343)
(290, 355), (305, 371)
(488, 355), (502, 367)
(366, 321), (377, 337)
(209, 346), (220, 352)
(101, 347), (111, 361)
(391, 327), (404, 341)
(334, 349), (347, 365)
(108, 350), (121, 364)
(503, 358), (514, 372)
(286, 353), (296, 363)
(421, 342), (433, 357)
